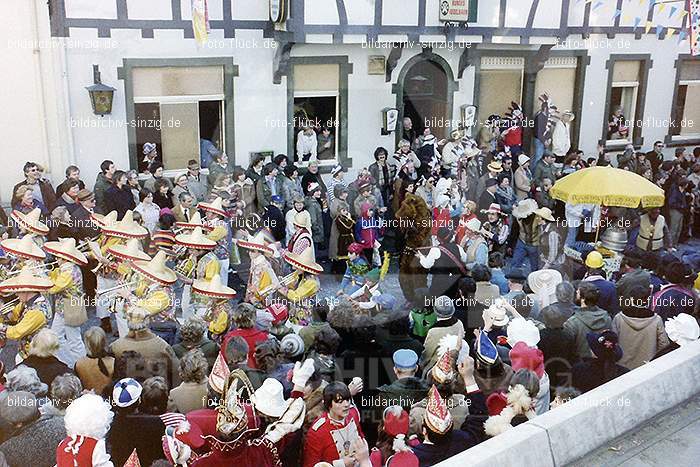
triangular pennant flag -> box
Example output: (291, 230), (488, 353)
(634, 17), (642, 30)
(669, 6), (678, 18)
(659, 4), (666, 13)
(679, 30), (688, 43)
(645, 21), (653, 34)
(656, 25), (664, 38)
(123, 449), (141, 467)
(613, 9), (622, 19)
(593, 1), (604, 10)
(667, 27), (676, 37)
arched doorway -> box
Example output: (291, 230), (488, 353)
(394, 52), (458, 144)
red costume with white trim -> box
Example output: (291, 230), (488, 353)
(303, 407), (365, 467)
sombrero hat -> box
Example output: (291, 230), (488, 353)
(293, 211), (312, 230)
(43, 238), (88, 266)
(283, 246), (323, 275)
(131, 251), (177, 286)
(102, 211), (148, 239)
(236, 231), (273, 256)
(533, 206), (555, 222)
(175, 227), (216, 250)
(199, 197), (227, 217)
(174, 212), (212, 232)
(481, 203), (504, 216)
(90, 211), (118, 229)
(108, 238), (151, 262)
(192, 275), (237, 299)
(512, 199), (538, 219)
(1, 235), (46, 261)
(0, 267), (53, 293)
(11, 208), (49, 236)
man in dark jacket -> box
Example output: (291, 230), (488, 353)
(376, 349), (428, 412)
(645, 141), (665, 175)
(301, 160), (328, 197)
(538, 306), (577, 387)
(564, 282), (613, 361)
(93, 159), (115, 214)
(12, 161), (57, 212)
(583, 251), (619, 314)
(55, 165), (86, 198)
(571, 330), (629, 393)
(261, 195), (286, 242)
(652, 261), (697, 321)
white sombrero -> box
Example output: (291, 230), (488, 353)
(175, 227), (216, 250)
(108, 238), (151, 262)
(131, 250), (177, 286)
(11, 208), (49, 236)
(43, 238), (88, 266)
(90, 211), (118, 229)
(1, 234), (46, 261)
(192, 275), (237, 299)
(527, 269), (562, 295)
(0, 267), (53, 293)
(283, 246), (323, 275)
(102, 211), (148, 239)
(199, 197), (227, 217)
(512, 199), (539, 219)
(293, 211), (312, 230)
(236, 231), (274, 256)
(174, 212), (213, 232)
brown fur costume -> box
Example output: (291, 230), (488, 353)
(395, 193), (432, 303)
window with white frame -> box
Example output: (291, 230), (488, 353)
(132, 65), (225, 173)
(606, 61), (640, 143)
(478, 57), (524, 126)
(671, 60), (700, 138)
(292, 63), (339, 166)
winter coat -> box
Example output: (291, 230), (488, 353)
(104, 185), (136, 219)
(514, 166), (532, 200)
(305, 196), (325, 243)
(93, 173), (112, 214)
(611, 310), (669, 370)
(0, 410), (66, 467)
(538, 328), (577, 386)
(563, 306), (613, 360)
(420, 317), (465, 378)
(571, 358), (629, 393)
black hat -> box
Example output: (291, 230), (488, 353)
(485, 178), (499, 188)
(506, 268), (527, 281)
(437, 227), (453, 243)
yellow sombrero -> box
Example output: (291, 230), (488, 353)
(131, 250), (177, 286)
(192, 275), (237, 299)
(174, 211), (213, 232)
(43, 238), (88, 266)
(236, 231), (274, 256)
(11, 208), (49, 236)
(102, 210), (148, 239)
(1, 234), (46, 261)
(199, 197), (227, 217)
(175, 227), (216, 250)
(90, 211), (118, 229)
(108, 238), (151, 262)
(0, 267), (53, 293)
(283, 246), (323, 275)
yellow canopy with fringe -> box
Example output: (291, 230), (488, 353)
(550, 166), (665, 208)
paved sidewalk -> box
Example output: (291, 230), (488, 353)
(569, 393), (700, 467)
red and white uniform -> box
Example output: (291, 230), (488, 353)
(56, 435), (113, 467)
(303, 408), (365, 467)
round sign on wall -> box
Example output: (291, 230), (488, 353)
(270, 0), (286, 23)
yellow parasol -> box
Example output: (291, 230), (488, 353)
(550, 166), (665, 208)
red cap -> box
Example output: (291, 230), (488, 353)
(486, 392), (508, 416)
(383, 407), (409, 438)
(267, 303), (289, 325)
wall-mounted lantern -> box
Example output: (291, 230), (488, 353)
(86, 65), (116, 116)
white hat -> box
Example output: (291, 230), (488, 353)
(512, 198), (538, 219)
(281, 333), (305, 358)
(507, 318), (541, 347)
(465, 218), (482, 232)
(527, 269), (562, 294)
(143, 142), (157, 155)
(485, 303), (509, 327)
(518, 154), (530, 166)
(251, 378), (290, 418)
(330, 165), (343, 176)
(112, 378), (142, 408)
(665, 313), (700, 346)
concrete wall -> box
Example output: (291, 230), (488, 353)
(437, 339), (700, 466)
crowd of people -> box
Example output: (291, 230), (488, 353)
(0, 96), (699, 467)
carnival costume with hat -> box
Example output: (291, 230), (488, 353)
(45, 238), (88, 366)
(91, 210), (146, 331)
(355, 202), (382, 267)
(480, 203), (509, 254)
(304, 400), (365, 467)
(288, 210), (315, 258)
(56, 394), (114, 467)
(119, 251), (176, 338)
(0, 233), (47, 282)
(239, 232), (280, 306)
(200, 197), (232, 287)
(0, 268), (53, 363)
(339, 243), (370, 296)
(431, 194), (455, 239)
(192, 275), (237, 341)
(278, 247), (322, 325)
(440, 129), (465, 177)
(174, 226), (219, 321)
(163, 369), (305, 467)
(11, 208), (50, 246)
